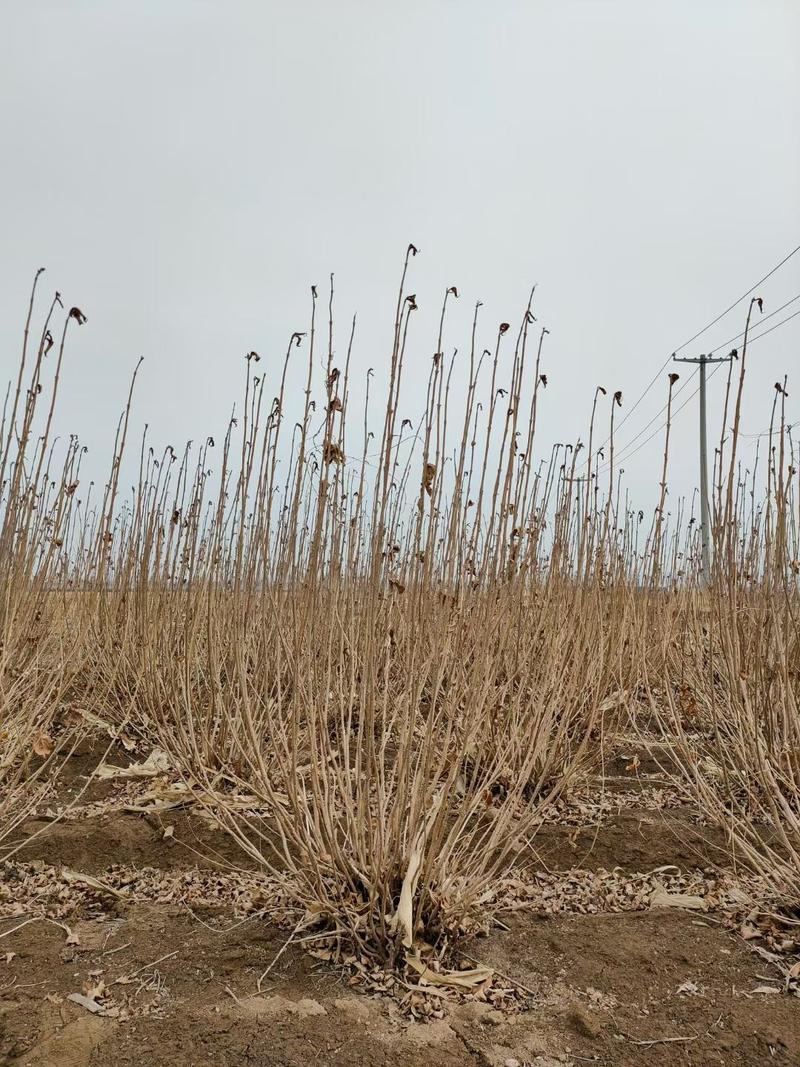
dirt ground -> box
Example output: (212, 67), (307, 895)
(1, 742), (798, 1066)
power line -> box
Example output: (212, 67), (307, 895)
(742, 306), (800, 347)
(739, 421), (795, 440)
(597, 301), (800, 473)
(588, 242), (800, 460)
(595, 368), (700, 465)
(595, 363), (725, 476)
(708, 292), (800, 354)
(675, 243), (800, 351)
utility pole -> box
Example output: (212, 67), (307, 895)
(672, 351), (735, 581)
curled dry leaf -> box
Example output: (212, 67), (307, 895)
(650, 881), (706, 911)
(32, 730), (55, 758)
(598, 689), (629, 713)
(95, 748), (170, 780)
(61, 867), (127, 899)
(323, 440), (345, 466)
(83, 978), (106, 1001)
(391, 792), (443, 948)
(405, 953), (493, 990)
(118, 732), (136, 752)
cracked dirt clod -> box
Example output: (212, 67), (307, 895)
(452, 1001), (497, 1024)
(563, 999), (602, 1039)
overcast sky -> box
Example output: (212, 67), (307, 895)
(2, 1), (799, 517)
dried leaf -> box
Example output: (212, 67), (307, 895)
(61, 868), (126, 899)
(391, 793), (443, 948)
(405, 953), (493, 989)
(598, 690), (629, 713)
(650, 882), (706, 911)
(95, 748), (170, 780)
(32, 730), (54, 758)
(394, 846), (424, 950)
(323, 440), (345, 466)
(83, 979), (106, 1001)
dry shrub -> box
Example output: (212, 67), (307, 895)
(642, 306), (800, 905)
(651, 586), (800, 903)
(0, 276), (90, 844)
(1, 263), (798, 961)
(134, 579), (609, 960)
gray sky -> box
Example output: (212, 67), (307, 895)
(2, 1), (799, 516)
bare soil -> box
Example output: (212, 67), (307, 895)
(1, 746), (798, 1067)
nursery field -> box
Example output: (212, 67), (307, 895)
(1, 261), (798, 1064)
